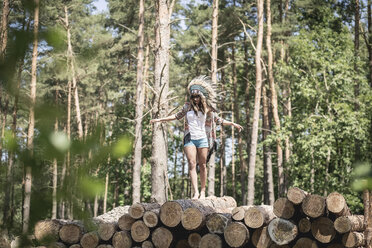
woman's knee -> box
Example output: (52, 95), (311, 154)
(188, 161), (197, 170)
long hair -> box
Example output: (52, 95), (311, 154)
(190, 95), (208, 116)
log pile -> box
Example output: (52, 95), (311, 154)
(30, 189), (368, 248)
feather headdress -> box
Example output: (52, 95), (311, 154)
(187, 75), (218, 110)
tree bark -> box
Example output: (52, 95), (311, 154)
(23, 0), (39, 234)
(334, 215), (364, 234)
(208, 0), (219, 197)
(247, 0), (264, 205)
(133, 0), (145, 204)
(262, 79), (275, 205)
(266, 0), (284, 198)
(0, 0), (9, 59)
(224, 222), (250, 248)
(151, 0), (171, 204)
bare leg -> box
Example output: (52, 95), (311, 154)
(197, 147), (208, 199)
(185, 145), (199, 199)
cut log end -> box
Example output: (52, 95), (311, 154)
(298, 218), (311, 233)
(118, 213), (136, 231)
(224, 222), (250, 247)
(293, 237), (318, 248)
(181, 208), (204, 230)
(199, 234), (222, 248)
(143, 210), (159, 228)
(129, 203), (146, 219)
(287, 187), (307, 205)
(206, 213), (231, 234)
(142, 240), (154, 248)
(268, 218), (298, 245)
(342, 232), (365, 248)
(80, 231), (99, 248)
(98, 222), (117, 241)
(326, 192), (350, 216)
(232, 206), (251, 221)
(160, 201), (183, 227)
(34, 220), (61, 244)
(152, 227), (173, 248)
(112, 231), (132, 248)
(273, 198), (295, 219)
(188, 233), (202, 248)
(59, 223), (83, 245)
(131, 220), (150, 243)
(302, 194), (326, 218)
(251, 226), (272, 248)
(311, 217), (336, 244)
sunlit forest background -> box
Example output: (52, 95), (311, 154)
(0, 0), (372, 237)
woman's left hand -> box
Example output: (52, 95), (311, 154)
(233, 123), (243, 132)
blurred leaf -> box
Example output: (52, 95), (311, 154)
(79, 177), (105, 198)
(112, 135), (132, 158)
(3, 130), (17, 151)
(49, 131), (70, 153)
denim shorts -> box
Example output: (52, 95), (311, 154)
(184, 137), (209, 148)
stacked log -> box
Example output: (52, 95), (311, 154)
(29, 189), (368, 248)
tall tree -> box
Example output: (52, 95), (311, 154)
(266, 0), (284, 197)
(132, 0), (145, 204)
(151, 0), (171, 204)
(354, 0), (361, 160)
(0, 0), (9, 59)
(23, 0), (40, 234)
(208, 0), (219, 197)
(247, 0), (264, 205)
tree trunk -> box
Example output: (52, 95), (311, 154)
(65, 5), (83, 140)
(266, 0), (284, 197)
(52, 88), (59, 219)
(247, 0), (264, 205)
(208, 0), (219, 197)
(132, 0), (145, 204)
(262, 80), (275, 205)
(368, 0), (372, 159)
(354, 0), (361, 159)
(0, 0), (9, 59)
(23, 0), (39, 234)
(151, 0), (171, 204)
(104, 172), (109, 213)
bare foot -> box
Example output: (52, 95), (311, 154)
(199, 191), (205, 200)
(192, 192), (199, 199)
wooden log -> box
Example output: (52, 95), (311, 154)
(244, 205), (275, 228)
(96, 245), (113, 248)
(142, 241), (154, 248)
(206, 213), (231, 234)
(232, 206), (252, 221)
(267, 218), (298, 245)
(34, 219), (61, 244)
(334, 215), (364, 234)
(80, 231), (99, 248)
(59, 222), (83, 245)
(251, 226), (272, 248)
(160, 197), (236, 228)
(269, 244), (290, 248)
(151, 227), (173, 248)
(129, 203), (161, 219)
(143, 209), (159, 228)
(311, 217), (336, 244)
(175, 239), (192, 248)
(181, 205), (215, 230)
(287, 187), (308, 205)
(131, 220), (150, 243)
(112, 230), (132, 248)
(199, 234), (222, 248)
(97, 222), (117, 241)
(298, 217), (311, 233)
(326, 244), (344, 248)
(188, 233), (202, 248)
(118, 213), (136, 231)
(342, 232), (365, 248)
(273, 198), (295, 219)
(48, 242), (67, 248)
(302, 194), (326, 218)
(70, 245), (81, 248)
(326, 192), (351, 216)
(224, 222), (250, 247)
(93, 206), (130, 224)
(293, 237), (318, 248)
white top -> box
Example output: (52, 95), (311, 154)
(186, 110), (207, 140)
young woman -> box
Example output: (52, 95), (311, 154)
(150, 76), (243, 199)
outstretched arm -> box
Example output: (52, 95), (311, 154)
(222, 120), (243, 132)
(150, 114), (177, 124)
